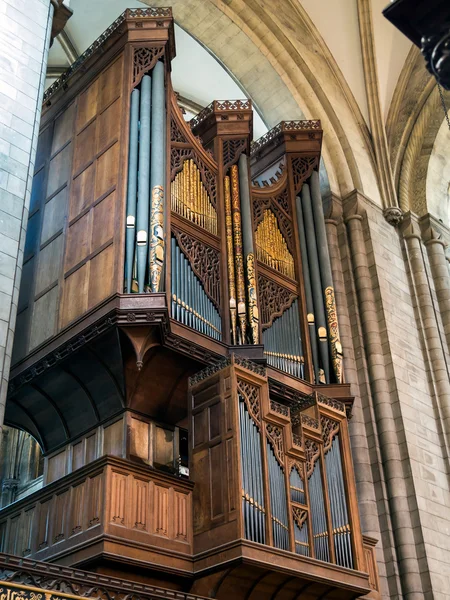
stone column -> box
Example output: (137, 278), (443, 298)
(401, 214), (450, 454)
(325, 195), (388, 594)
(420, 216), (450, 354)
(344, 194), (424, 600)
(0, 0), (54, 430)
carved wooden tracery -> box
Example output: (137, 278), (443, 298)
(321, 416), (340, 453)
(266, 423), (284, 467)
(237, 379), (260, 425)
(133, 46), (165, 85)
(172, 227), (221, 309)
(305, 438), (320, 478)
(222, 138), (247, 172)
(258, 274), (297, 329)
(290, 156), (318, 194)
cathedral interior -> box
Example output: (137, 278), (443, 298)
(0, 1), (449, 599)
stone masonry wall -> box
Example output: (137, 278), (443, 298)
(0, 0), (53, 430)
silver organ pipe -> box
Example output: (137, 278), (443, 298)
(290, 467), (305, 505)
(309, 459), (330, 562)
(238, 395), (265, 544)
(325, 435), (353, 568)
(262, 300), (304, 379)
(267, 442), (289, 551)
(171, 237), (222, 340)
(293, 513), (310, 557)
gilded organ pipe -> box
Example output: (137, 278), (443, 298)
(255, 211), (295, 279)
(230, 165), (247, 344)
(224, 175), (238, 345)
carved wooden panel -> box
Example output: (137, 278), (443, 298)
(60, 54), (124, 329)
(222, 138), (247, 172)
(172, 227), (221, 308)
(133, 46), (165, 85)
(87, 474), (103, 528)
(237, 379), (260, 425)
(111, 471), (127, 525)
(154, 485), (169, 536)
(321, 416), (340, 453)
(290, 156), (317, 193)
(69, 482), (84, 536)
(266, 423), (284, 467)
(305, 438), (320, 478)
(258, 274), (297, 329)
(133, 479), (149, 531)
(174, 492), (188, 541)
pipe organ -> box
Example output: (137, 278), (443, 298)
(4, 8), (381, 600)
(189, 357), (364, 573)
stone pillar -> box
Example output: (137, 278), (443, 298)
(420, 216), (450, 354)
(401, 214), (450, 454)
(325, 195), (388, 595)
(0, 0), (54, 431)
(344, 194), (424, 600)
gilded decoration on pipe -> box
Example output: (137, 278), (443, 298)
(149, 185), (164, 292)
(224, 175), (237, 345)
(324, 286), (343, 383)
(230, 165), (247, 344)
(246, 252), (259, 344)
(255, 210), (295, 279)
(171, 159), (217, 235)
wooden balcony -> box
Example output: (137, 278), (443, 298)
(0, 456), (193, 574)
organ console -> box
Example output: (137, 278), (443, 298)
(1, 7), (381, 600)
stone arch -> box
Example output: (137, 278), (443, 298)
(426, 114), (450, 226)
(141, 0), (381, 201)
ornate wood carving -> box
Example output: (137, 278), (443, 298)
(222, 138), (247, 172)
(172, 227), (221, 309)
(288, 459), (304, 479)
(266, 423), (284, 467)
(270, 398), (289, 417)
(321, 416), (340, 453)
(237, 379), (261, 425)
(305, 438), (320, 478)
(133, 46), (165, 86)
(291, 156), (318, 194)
(292, 506), (308, 529)
(317, 393), (345, 413)
(258, 274), (297, 329)
(170, 116), (188, 144)
(301, 414), (319, 430)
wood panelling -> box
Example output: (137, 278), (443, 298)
(60, 54), (123, 329)
(51, 102), (76, 155)
(35, 234), (63, 295)
(40, 187), (68, 244)
(0, 457), (193, 565)
(28, 287), (58, 351)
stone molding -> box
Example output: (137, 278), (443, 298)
(356, 0), (397, 210)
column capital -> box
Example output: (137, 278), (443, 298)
(419, 213), (450, 248)
(400, 212), (422, 241)
(342, 189), (368, 223)
(324, 193), (343, 225)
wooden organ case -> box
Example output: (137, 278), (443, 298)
(1, 8), (380, 600)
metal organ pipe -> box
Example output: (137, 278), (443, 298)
(309, 459), (329, 562)
(171, 237), (221, 340)
(238, 154), (259, 344)
(149, 61), (165, 292)
(325, 436), (353, 569)
(296, 195), (321, 384)
(136, 74), (151, 293)
(125, 88), (140, 294)
(309, 171), (343, 383)
(300, 183), (330, 383)
(230, 165), (247, 344)
(262, 301), (304, 379)
(267, 442), (289, 551)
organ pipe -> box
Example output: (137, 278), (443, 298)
(310, 171), (343, 383)
(239, 396), (265, 543)
(296, 195), (321, 384)
(267, 441), (289, 550)
(309, 458), (330, 562)
(301, 183), (330, 383)
(230, 165), (247, 344)
(325, 435), (353, 568)
(125, 88), (140, 294)
(171, 237), (221, 340)
(238, 154), (259, 344)
(149, 61), (165, 292)
(136, 74), (151, 293)
(224, 175), (238, 345)
(262, 300), (304, 379)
